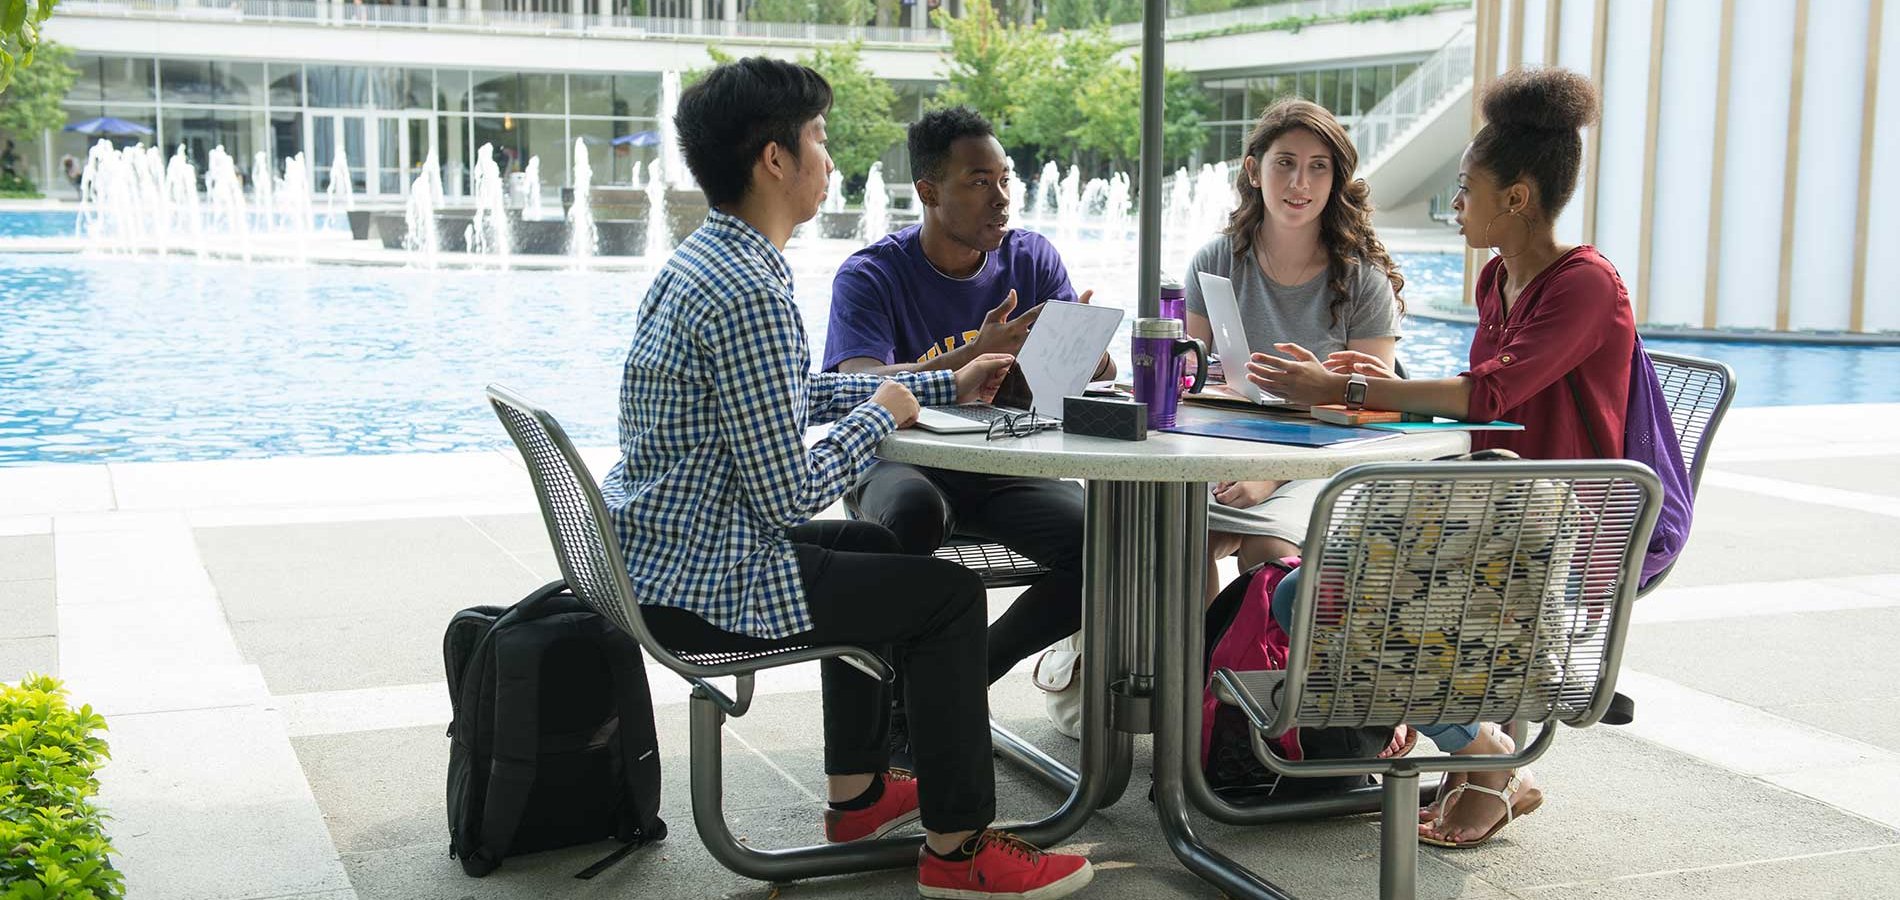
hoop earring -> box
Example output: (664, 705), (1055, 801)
(1482, 208), (1531, 259)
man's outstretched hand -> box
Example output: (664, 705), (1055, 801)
(955, 353), (1017, 405)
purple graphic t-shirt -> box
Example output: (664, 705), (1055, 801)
(823, 225), (1077, 371)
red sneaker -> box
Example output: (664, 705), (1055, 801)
(917, 830), (1094, 899)
(823, 770), (922, 843)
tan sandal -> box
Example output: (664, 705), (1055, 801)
(1418, 771), (1543, 849)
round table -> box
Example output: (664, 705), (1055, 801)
(878, 406), (1465, 900)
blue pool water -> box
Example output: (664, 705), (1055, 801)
(0, 210), (78, 239)
(2, 240), (1897, 466)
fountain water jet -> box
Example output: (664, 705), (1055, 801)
(568, 138), (597, 262)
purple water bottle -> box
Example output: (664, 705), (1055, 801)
(1131, 317), (1208, 431)
(1158, 275), (1186, 324)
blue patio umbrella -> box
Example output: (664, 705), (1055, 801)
(64, 116), (155, 137)
(611, 130), (660, 148)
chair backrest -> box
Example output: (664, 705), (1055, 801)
(1644, 350), (1736, 492)
(485, 383), (708, 678)
(1276, 459), (1663, 737)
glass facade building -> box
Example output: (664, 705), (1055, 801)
(53, 53), (936, 199)
(1197, 60), (1422, 164)
(58, 54), (667, 199)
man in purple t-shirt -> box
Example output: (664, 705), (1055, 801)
(825, 107), (1107, 758)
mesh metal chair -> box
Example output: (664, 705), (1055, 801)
(486, 385), (917, 882)
(1638, 350), (1736, 597)
(933, 537), (1049, 588)
(1211, 459), (1663, 900)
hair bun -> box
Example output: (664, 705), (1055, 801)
(1481, 67), (1600, 132)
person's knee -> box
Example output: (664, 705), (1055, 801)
(860, 485), (950, 555)
(834, 519), (905, 555)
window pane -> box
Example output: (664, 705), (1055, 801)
(522, 73), (564, 115)
(307, 66), (373, 108)
(439, 113), (470, 197)
(470, 71), (520, 113)
(159, 59), (216, 105)
(268, 63), (304, 108)
(570, 74), (613, 117)
(439, 70), (472, 114)
(90, 55), (156, 103)
(221, 62), (265, 107)
(472, 115), (518, 173)
(1315, 70), (1339, 114)
(612, 74), (659, 118)
(270, 110), (304, 167)
(162, 107), (265, 185)
(382, 68), (434, 110)
(519, 117), (565, 190)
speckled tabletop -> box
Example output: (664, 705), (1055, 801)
(878, 405), (1469, 482)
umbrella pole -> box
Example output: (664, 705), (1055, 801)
(1137, 0), (1165, 319)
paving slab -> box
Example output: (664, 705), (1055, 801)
(1657, 485), (1900, 588)
(1769, 696), (1900, 755)
(233, 610), (475, 695)
(1425, 727), (1900, 892)
(0, 577), (56, 638)
(0, 635), (57, 677)
(108, 452), (533, 512)
(1621, 608), (1900, 709)
(0, 463), (115, 516)
(194, 518), (546, 625)
(101, 705), (353, 900)
(1515, 844), (1900, 899)
(1719, 454), (1900, 498)
(0, 533), (53, 581)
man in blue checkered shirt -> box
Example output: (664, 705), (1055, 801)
(600, 58), (1095, 899)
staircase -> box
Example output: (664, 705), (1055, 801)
(1354, 22), (1475, 206)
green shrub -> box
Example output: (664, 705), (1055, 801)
(0, 171), (40, 198)
(0, 675), (120, 900)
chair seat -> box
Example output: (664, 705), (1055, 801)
(934, 538), (1048, 588)
(1212, 668), (1288, 734)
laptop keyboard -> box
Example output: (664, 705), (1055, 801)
(934, 405), (1023, 424)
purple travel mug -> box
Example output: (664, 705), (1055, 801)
(1131, 317), (1208, 431)
(1158, 275), (1186, 324)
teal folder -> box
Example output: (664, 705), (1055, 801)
(1162, 418), (1390, 447)
(1364, 420), (1525, 433)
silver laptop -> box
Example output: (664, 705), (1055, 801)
(1196, 271), (1286, 405)
(915, 299), (1124, 433)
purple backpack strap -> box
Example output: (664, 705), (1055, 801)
(1623, 338), (1694, 587)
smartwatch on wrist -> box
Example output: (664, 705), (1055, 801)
(1343, 372), (1370, 410)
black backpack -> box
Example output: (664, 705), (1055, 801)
(444, 580), (667, 877)
(1201, 564), (1398, 803)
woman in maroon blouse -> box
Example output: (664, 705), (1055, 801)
(1247, 67), (1629, 847)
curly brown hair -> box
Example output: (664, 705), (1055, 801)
(1224, 98), (1405, 325)
(1470, 67), (1601, 218)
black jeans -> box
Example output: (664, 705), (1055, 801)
(847, 462), (1085, 684)
(641, 519), (995, 834)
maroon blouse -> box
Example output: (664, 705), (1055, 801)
(1462, 246), (1634, 460)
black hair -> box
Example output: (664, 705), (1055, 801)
(1469, 67), (1601, 217)
(674, 57), (832, 207)
(907, 106), (996, 183)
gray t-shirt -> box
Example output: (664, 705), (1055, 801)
(1183, 233), (1402, 362)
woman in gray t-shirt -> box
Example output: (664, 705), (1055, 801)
(1182, 99), (1407, 600)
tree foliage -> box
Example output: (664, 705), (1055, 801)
(936, 0), (1209, 177)
(0, 0), (59, 93)
(0, 39), (74, 138)
(746, 0), (872, 26)
(797, 41), (905, 192)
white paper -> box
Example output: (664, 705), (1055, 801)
(1017, 300), (1122, 415)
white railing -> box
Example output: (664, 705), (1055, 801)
(1350, 20), (1473, 165)
(1107, 0), (1464, 41)
(56, 0), (944, 45)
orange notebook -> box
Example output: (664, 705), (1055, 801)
(1309, 404), (1408, 426)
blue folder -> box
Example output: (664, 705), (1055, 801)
(1162, 418), (1389, 447)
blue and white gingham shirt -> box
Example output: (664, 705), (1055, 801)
(602, 209), (956, 639)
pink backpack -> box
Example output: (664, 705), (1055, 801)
(1200, 559), (1408, 798)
